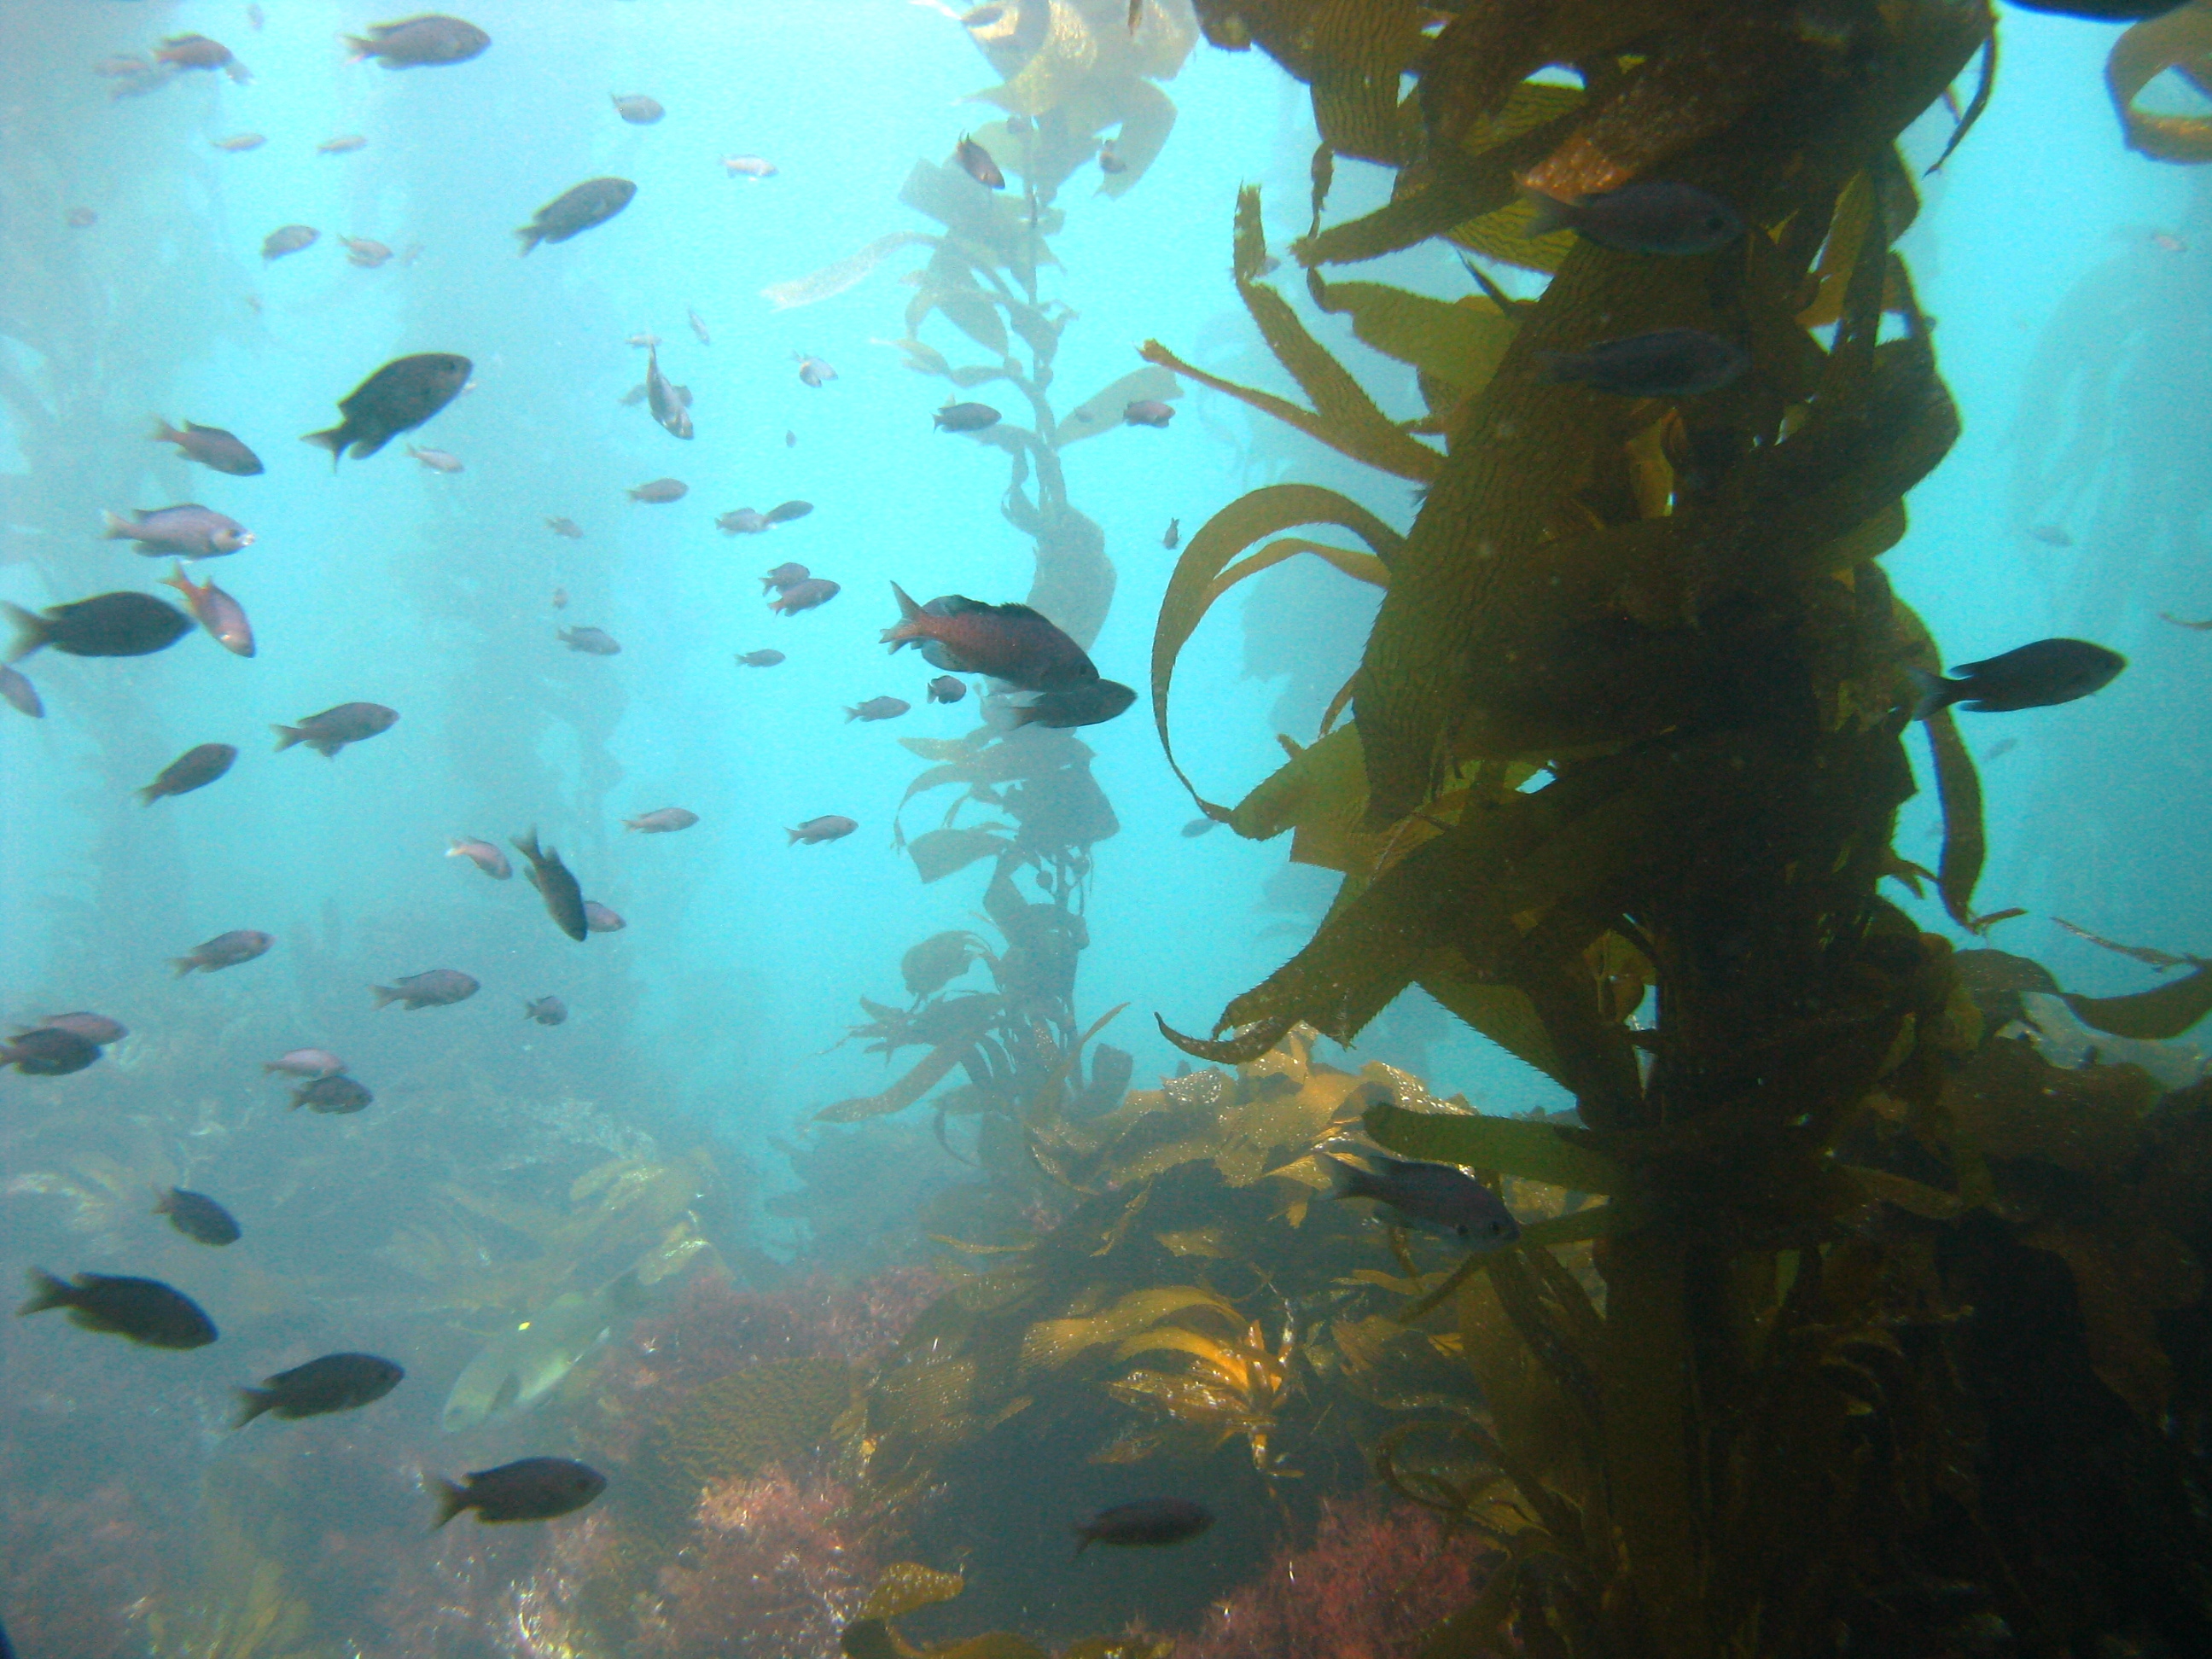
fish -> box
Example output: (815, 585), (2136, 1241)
(1522, 181), (1743, 256)
(262, 224), (319, 260)
(1538, 329), (1750, 399)
(434, 1458), (607, 1526)
(236, 1353), (404, 1426)
(766, 500), (814, 525)
(102, 504), (253, 557)
(94, 55), (151, 77)
(4, 593), (194, 661)
(156, 35), (246, 77)
(1098, 141), (1127, 175)
(611, 92), (664, 124)
(927, 675), (967, 704)
(19, 1270), (216, 1349)
(722, 154), (777, 178)
(720, 510), (771, 535)
(212, 133), (266, 153)
(545, 517), (585, 538)
(877, 335), (952, 375)
(2029, 525), (2073, 547)
(846, 696), (911, 723)
(558, 626), (621, 655)
(771, 579), (841, 616)
(173, 930), (274, 976)
(524, 996), (568, 1026)
(796, 353), (838, 387)
(551, 589), (568, 609)
(273, 702), (399, 757)
(934, 401), (1002, 432)
(340, 236), (393, 267)
(789, 815), (858, 845)
(1320, 1152), (1522, 1243)
(319, 135), (370, 154)
(138, 742), (237, 805)
(305, 353), (473, 465)
(449, 837), (512, 878)
(292, 1074), (374, 1113)
(688, 308), (711, 345)
(583, 899), (626, 933)
(66, 207), (98, 228)
(628, 332), (662, 349)
(628, 478), (687, 503)
(737, 649), (786, 667)
(406, 444), (464, 473)
(1123, 399), (1174, 428)
(1074, 1499), (1214, 1556)
(955, 134), (1005, 189)
(265, 1049), (346, 1078)
(1162, 517), (1180, 550)
(882, 584), (1097, 689)
(158, 564), (255, 657)
(515, 830), (590, 941)
(34, 1012), (127, 1046)
(1908, 639), (2125, 719)
(371, 969), (480, 1010)
(1181, 817), (1220, 837)
(517, 178), (636, 254)
(993, 679), (1138, 730)
(247, 3), (265, 29)
(0, 1028), (102, 1075)
(625, 807), (699, 833)
(345, 15), (492, 67)
(646, 348), (693, 439)
(786, 430), (797, 447)
(0, 666), (39, 718)
(440, 1272), (646, 1430)
(155, 1188), (240, 1247)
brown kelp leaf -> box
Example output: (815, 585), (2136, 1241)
(1058, 364), (1180, 445)
(1364, 1096), (1626, 1194)
(1151, 481), (1402, 813)
(1308, 278), (1517, 398)
(1923, 709), (1985, 932)
(2109, 3), (2212, 163)
(859, 1562), (967, 1621)
(818, 1032), (987, 1122)
(1230, 725), (1368, 865)
(1417, 969), (1570, 1091)
(1304, 0), (1427, 163)
(1021, 1285), (1243, 1369)
(2052, 917), (2194, 972)
(764, 231), (934, 310)
(2065, 963), (2212, 1042)
(2023, 1220), (2202, 1423)
(928, 1638), (1051, 1659)
(908, 826), (1015, 884)
(1447, 195), (1576, 276)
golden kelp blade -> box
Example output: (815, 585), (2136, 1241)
(762, 231), (934, 310)
(2109, 2), (2212, 161)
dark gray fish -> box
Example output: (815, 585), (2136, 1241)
(156, 34), (244, 75)
(770, 578), (839, 615)
(434, 1457), (605, 1526)
(1074, 1499), (1214, 1556)
(524, 996), (568, 1026)
(155, 1187), (240, 1246)
(583, 899), (626, 933)
(236, 1353), (404, 1425)
(737, 649), (786, 667)
(138, 742), (236, 804)
(1180, 816), (1219, 837)
(998, 678), (1137, 730)
(1909, 638), (2126, 719)
(346, 15), (491, 67)
(1321, 1151), (1521, 1243)
(0, 1028), (101, 1075)
(545, 517), (585, 538)
(627, 478), (686, 503)
(719, 509), (771, 534)
(846, 696), (910, 723)
(159, 563), (255, 656)
(273, 701), (399, 757)
(305, 353), (472, 465)
(102, 504), (253, 557)
(1123, 399), (1173, 428)
(262, 224), (319, 260)
(20, 1269), (216, 1348)
(153, 419), (263, 475)
(645, 348), (692, 439)
(372, 969), (480, 1010)
(927, 675), (967, 704)
(788, 815), (857, 844)
(1, 665), (43, 718)
(293, 1074), (374, 1113)
(612, 92), (663, 123)
(760, 562), (810, 591)
(1098, 140), (1127, 174)
(172, 929), (274, 976)
(35, 1012), (126, 1045)
(934, 401), (1001, 432)
(517, 178), (635, 254)
(1162, 517), (1179, 550)
(4, 593), (192, 661)
(955, 135), (1004, 189)
(624, 807), (698, 832)
(1523, 181), (1743, 256)
(1538, 329), (1749, 399)
(559, 626), (621, 655)
(515, 830), (590, 941)
(765, 500), (813, 525)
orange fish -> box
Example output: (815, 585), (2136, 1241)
(882, 584), (1094, 690)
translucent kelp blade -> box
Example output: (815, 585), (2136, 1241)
(2065, 963), (2212, 1041)
(1151, 482), (1403, 814)
(859, 1562), (967, 1621)
(1095, 77), (1177, 198)
(762, 231), (933, 311)
(1893, 600), (1986, 931)
(1020, 1284), (1243, 1369)
(1307, 277), (1518, 400)
(1229, 724), (1367, 852)
(1364, 1096), (1626, 1194)
(2110, 3), (2212, 162)
(1056, 364), (1179, 446)
(2052, 917), (2194, 971)
(1926, 32), (1997, 174)
(909, 827), (1015, 884)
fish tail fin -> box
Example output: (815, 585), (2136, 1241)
(1072, 1529), (1092, 1562)
(515, 225), (543, 257)
(288, 1085), (311, 1109)
(99, 509), (136, 540)
(152, 416), (183, 445)
(136, 783), (161, 806)
(370, 984), (401, 1010)
(1906, 667), (1951, 724)
(271, 724), (304, 752)
(301, 426), (346, 469)
(157, 561), (194, 602)
(882, 582), (926, 650)
(843, 706), (860, 723)
(18, 1268), (71, 1318)
(152, 1187), (174, 1215)
(1318, 1152), (1372, 1202)
(786, 826), (803, 844)
(232, 1387), (276, 1429)
(341, 34), (375, 63)
(170, 957), (200, 978)
(513, 828), (542, 864)
(1519, 189), (1575, 240)
(1, 603), (44, 664)
(432, 1478), (471, 1529)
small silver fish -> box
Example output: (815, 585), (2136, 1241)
(611, 92), (664, 125)
(212, 133), (266, 152)
(406, 444), (464, 473)
(340, 236), (393, 268)
(721, 154), (777, 178)
(318, 135), (368, 154)
(687, 308), (711, 345)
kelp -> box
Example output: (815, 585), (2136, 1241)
(2108, 0), (2212, 162)
(841, 1559), (1173, 1659)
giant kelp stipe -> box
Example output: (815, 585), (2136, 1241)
(2, 0), (2209, 1656)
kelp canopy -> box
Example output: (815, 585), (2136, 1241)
(1123, 0), (2212, 1654)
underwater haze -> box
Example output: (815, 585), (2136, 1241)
(6, 0), (2212, 1656)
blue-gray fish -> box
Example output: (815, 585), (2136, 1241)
(371, 969), (478, 1010)
(434, 1458), (605, 1526)
(346, 15), (490, 67)
(1908, 638), (2125, 720)
(517, 178), (635, 254)
(1074, 1498), (1213, 1556)
(236, 1353), (403, 1426)
(155, 1187), (240, 1246)
(19, 1269), (216, 1348)
(1321, 1152), (1521, 1244)
(1539, 329), (1749, 399)
(1523, 181), (1743, 256)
